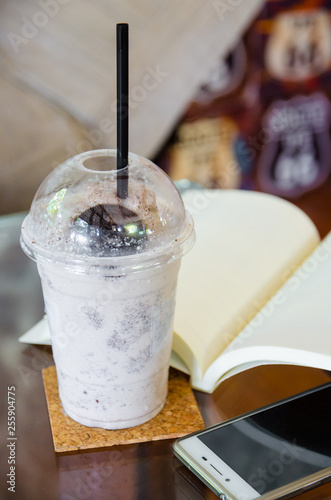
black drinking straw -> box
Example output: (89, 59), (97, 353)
(116, 23), (129, 199)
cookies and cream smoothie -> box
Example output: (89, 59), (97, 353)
(21, 149), (194, 429)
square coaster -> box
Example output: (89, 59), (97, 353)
(42, 366), (205, 453)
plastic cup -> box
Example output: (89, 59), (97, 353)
(21, 149), (194, 429)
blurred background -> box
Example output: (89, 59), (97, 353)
(1, 0), (331, 235)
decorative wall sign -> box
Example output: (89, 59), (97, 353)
(257, 93), (331, 197)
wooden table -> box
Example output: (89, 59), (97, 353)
(0, 212), (330, 499)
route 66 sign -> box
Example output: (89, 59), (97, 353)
(265, 9), (331, 82)
(257, 93), (331, 197)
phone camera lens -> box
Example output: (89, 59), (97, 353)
(202, 456), (207, 461)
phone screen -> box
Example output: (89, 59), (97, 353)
(198, 384), (331, 496)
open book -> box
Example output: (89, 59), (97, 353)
(20, 190), (331, 393)
(172, 189), (331, 392)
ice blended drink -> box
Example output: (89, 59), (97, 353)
(21, 149), (194, 429)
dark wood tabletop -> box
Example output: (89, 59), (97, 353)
(1, 211), (331, 500)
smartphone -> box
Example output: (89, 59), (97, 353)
(173, 382), (331, 500)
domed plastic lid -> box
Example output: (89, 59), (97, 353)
(21, 149), (194, 271)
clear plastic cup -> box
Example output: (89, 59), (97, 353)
(21, 149), (194, 429)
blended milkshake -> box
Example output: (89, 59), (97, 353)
(21, 150), (194, 429)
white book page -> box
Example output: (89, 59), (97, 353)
(200, 233), (331, 391)
(174, 190), (320, 377)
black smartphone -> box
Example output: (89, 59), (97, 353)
(173, 382), (331, 500)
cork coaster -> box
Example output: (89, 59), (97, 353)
(42, 366), (205, 453)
